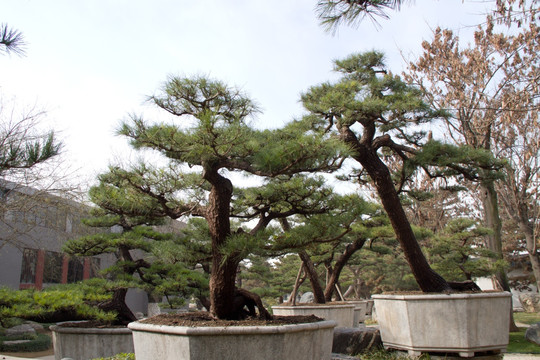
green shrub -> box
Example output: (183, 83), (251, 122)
(92, 353), (135, 360)
(0, 332), (51, 352)
(0, 284), (117, 326)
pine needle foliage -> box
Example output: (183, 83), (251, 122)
(102, 74), (355, 319)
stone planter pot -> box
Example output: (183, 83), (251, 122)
(346, 301), (367, 327)
(128, 319), (336, 360)
(372, 292), (512, 358)
(272, 304), (355, 328)
(50, 323), (134, 360)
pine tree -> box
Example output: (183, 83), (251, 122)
(270, 193), (387, 302)
(301, 51), (502, 292)
(63, 177), (207, 324)
(106, 75), (347, 320)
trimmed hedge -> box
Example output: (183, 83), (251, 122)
(0, 332), (51, 352)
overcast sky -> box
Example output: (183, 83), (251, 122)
(0, 0), (492, 186)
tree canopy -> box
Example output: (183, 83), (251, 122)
(101, 75), (350, 319)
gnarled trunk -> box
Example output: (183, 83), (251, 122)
(204, 166), (270, 320)
(205, 169), (238, 319)
(98, 288), (137, 325)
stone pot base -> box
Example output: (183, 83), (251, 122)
(372, 292), (512, 358)
(50, 324), (134, 360)
(128, 319), (337, 360)
(272, 304), (356, 328)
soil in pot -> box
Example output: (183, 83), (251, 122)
(55, 320), (127, 329)
(139, 312), (323, 327)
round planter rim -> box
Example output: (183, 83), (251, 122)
(50, 324), (132, 335)
(128, 319), (336, 336)
(372, 291), (511, 301)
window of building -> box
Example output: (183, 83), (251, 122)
(88, 257), (101, 278)
(43, 251), (63, 284)
(20, 248), (38, 284)
(19, 248), (101, 290)
(67, 257), (84, 283)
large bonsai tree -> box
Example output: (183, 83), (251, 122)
(301, 51), (502, 292)
(106, 76), (347, 320)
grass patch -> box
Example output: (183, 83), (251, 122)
(508, 327), (540, 354)
(514, 312), (540, 325)
(0, 332), (51, 352)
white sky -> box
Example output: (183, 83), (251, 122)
(0, 0), (492, 187)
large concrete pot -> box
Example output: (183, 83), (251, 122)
(272, 304), (355, 328)
(128, 319), (336, 360)
(50, 323), (134, 360)
(372, 292), (511, 358)
(346, 301), (367, 327)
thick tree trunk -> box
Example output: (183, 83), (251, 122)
(204, 168), (239, 319)
(204, 167), (271, 319)
(480, 181), (519, 331)
(298, 250), (326, 303)
(361, 152), (451, 292)
(209, 256), (241, 319)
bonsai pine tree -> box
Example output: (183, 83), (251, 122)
(63, 179), (207, 324)
(301, 51), (502, 292)
(107, 76), (347, 320)
(427, 218), (502, 282)
(270, 193), (387, 303)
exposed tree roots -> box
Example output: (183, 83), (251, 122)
(230, 288), (273, 320)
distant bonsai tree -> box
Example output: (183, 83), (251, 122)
(427, 218), (503, 282)
(270, 193), (387, 303)
(63, 178), (208, 324)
